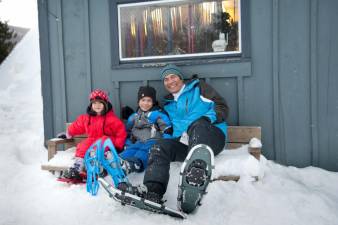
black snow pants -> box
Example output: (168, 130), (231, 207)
(143, 118), (226, 196)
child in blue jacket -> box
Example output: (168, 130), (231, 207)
(120, 86), (172, 174)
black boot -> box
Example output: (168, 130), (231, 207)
(62, 167), (83, 181)
(144, 191), (162, 204)
(117, 182), (147, 197)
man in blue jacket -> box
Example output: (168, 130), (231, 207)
(141, 64), (229, 212)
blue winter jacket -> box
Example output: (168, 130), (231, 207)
(125, 107), (172, 144)
(163, 79), (228, 138)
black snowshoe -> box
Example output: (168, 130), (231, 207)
(177, 144), (214, 213)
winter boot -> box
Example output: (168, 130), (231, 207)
(117, 182), (148, 197)
(59, 157), (85, 183)
(58, 167), (85, 183)
(120, 158), (142, 175)
(177, 144), (214, 214)
(117, 182), (162, 204)
(144, 191), (163, 204)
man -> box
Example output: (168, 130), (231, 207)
(141, 64), (229, 213)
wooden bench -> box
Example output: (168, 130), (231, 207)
(216, 126), (262, 181)
(41, 125), (262, 180)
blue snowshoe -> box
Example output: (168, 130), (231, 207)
(84, 140), (102, 195)
(98, 138), (129, 187)
(84, 137), (129, 195)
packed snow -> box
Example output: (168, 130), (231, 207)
(0, 1), (338, 225)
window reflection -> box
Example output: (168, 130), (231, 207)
(118, 0), (241, 60)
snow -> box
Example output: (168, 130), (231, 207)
(249, 137), (262, 148)
(0, 1), (338, 225)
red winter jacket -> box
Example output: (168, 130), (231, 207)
(67, 111), (127, 158)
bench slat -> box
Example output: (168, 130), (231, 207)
(227, 126), (261, 143)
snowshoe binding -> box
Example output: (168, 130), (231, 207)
(177, 144), (214, 214)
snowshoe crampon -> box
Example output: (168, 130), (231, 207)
(178, 144), (214, 214)
(98, 178), (186, 219)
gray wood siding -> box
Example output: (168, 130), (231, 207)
(37, 0), (338, 171)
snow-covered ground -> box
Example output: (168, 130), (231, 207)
(0, 1), (338, 225)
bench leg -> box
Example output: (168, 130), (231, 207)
(249, 147), (261, 160)
(47, 143), (57, 161)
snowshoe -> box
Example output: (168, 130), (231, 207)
(84, 140), (102, 195)
(99, 178), (186, 219)
(98, 138), (129, 187)
(177, 144), (214, 214)
(84, 137), (129, 195)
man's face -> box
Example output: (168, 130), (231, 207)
(163, 74), (184, 94)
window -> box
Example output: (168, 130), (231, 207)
(118, 0), (241, 61)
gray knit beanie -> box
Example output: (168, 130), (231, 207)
(160, 64), (184, 81)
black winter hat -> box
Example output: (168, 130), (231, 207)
(138, 86), (157, 103)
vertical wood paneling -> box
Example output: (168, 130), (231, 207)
(37, 0), (54, 140)
(310, 0), (319, 166)
(62, 0), (93, 120)
(113, 81), (121, 117)
(84, 0), (92, 92)
(57, 0), (67, 122)
(278, 0), (312, 166)
(272, 0), (286, 163)
(237, 76), (245, 124)
(48, 0), (67, 132)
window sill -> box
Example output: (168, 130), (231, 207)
(112, 56), (251, 70)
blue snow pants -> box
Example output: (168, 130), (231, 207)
(119, 139), (155, 172)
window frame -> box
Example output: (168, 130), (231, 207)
(109, 0), (250, 68)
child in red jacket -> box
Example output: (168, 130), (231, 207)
(59, 89), (127, 182)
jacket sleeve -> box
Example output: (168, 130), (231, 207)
(109, 117), (127, 151)
(148, 111), (171, 131)
(126, 113), (136, 133)
(67, 114), (87, 137)
(155, 111), (172, 136)
(199, 80), (229, 123)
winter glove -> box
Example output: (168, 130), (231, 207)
(57, 132), (71, 139)
(179, 132), (189, 145)
(163, 127), (173, 135)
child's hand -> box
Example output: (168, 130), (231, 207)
(57, 132), (71, 139)
(57, 132), (67, 139)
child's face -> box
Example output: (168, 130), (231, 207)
(139, 96), (153, 112)
(91, 101), (105, 115)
